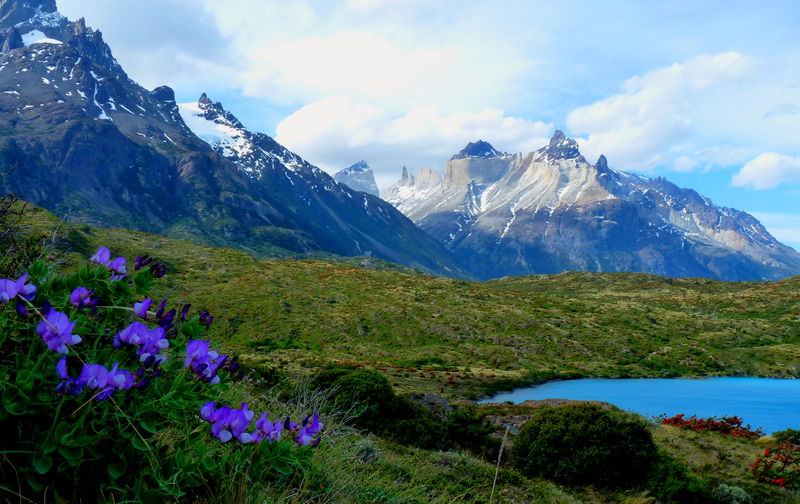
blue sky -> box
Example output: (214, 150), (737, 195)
(58, 0), (800, 250)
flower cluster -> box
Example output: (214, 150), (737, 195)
(185, 339), (227, 384)
(200, 402), (323, 447)
(36, 309), (82, 355)
(751, 442), (799, 488)
(0, 272), (36, 303)
(91, 246), (127, 281)
(115, 321), (169, 365)
(56, 357), (136, 400)
(660, 414), (764, 439)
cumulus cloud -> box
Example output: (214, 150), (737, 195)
(732, 153), (800, 190)
(275, 96), (552, 189)
(567, 52), (753, 172)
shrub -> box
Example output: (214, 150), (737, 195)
(314, 367), (499, 457)
(0, 247), (321, 502)
(660, 414), (763, 439)
(647, 453), (712, 503)
(713, 483), (752, 504)
(750, 442), (800, 488)
(773, 428), (800, 446)
(512, 403), (657, 487)
(323, 368), (395, 431)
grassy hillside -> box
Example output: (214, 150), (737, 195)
(17, 202), (800, 401)
(6, 202), (800, 503)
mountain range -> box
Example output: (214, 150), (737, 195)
(1, 0), (798, 282)
(386, 133), (800, 280)
(0, 0), (468, 278)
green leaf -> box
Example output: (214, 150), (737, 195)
(131, 435), (149, 451)
(25, 472), (45, 492)
(140, 490), (166, 504)
(108, 460), (127, 479)
(58, 445), (84, 466)
(140, 409), (161, 434)
(201, 455), (217, 471)
(32, 454), (53, 474)
(2, 385), (28, 415)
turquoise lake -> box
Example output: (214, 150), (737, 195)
(479, 377), (800, 434)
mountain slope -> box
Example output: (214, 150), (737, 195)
(0, 0), (469, 278)
(386, 131), (800, 281)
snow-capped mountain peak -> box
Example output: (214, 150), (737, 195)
(179, 95), (254, 161)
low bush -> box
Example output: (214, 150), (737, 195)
(512, 403), (657, 487)
(660, 414), (763, 439)
(313, 366), (499, 457)
(773, 428), (800, 446)
(750, 442), (800, 488)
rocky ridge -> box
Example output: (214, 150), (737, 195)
(385, 132), (800, 281)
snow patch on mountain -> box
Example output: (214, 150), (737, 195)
(178, 101), (252, 159)
(21, 29), (60, 45)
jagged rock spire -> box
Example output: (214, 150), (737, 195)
(539, 130), (582, 160)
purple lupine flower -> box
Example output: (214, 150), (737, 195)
(296, 414), (324, 446)
(108, 363), (135, 390)
(55, 356), (84, 396)
(157, 308), (175, 328)
(202, 402), (256, 443)
(108, 256), (127, 281)
(115, 322), (149, 347)
(180, 303), (191, 322)
(90, 246), (111, 265)
(138, 326), (169, 365)
(70, 287), (94, 309)
(15, 302), (30, 317)
(134, 255), (152, 270)
(115, 322), (168, 364)
(74, 362), (134, 400)
(36, 310), (82, 354)
(185, 339), (227, 384)
(226, 403), (256, 443)
(199, 310), (214, 327)
(0, 278), (17, 303)
(254, 412), (283, 443)
(0, 273), (36, 303)
(133, 298), (152, 319)
(78, 363), (109, 390)
(15, 273), (36, 301)
(149, 262), (166, 278)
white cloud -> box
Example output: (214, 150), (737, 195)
(274, 96), (552, 189)
(732, 153), (800, 190)
(567, 52), (754, 172)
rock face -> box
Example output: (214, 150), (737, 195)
(0, 1), (470, 278)
(334, 160), (379, 196)
(385, 132), (800, 281)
